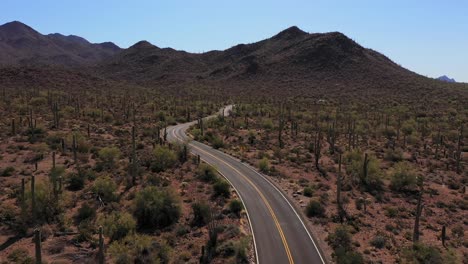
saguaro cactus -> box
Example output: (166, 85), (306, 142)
(456, 125), (463, 174)
(34, 229), (42, 264)
(337, 153), (345, 223)
(441, 225), (446, 247)
(413, 177), (424, 244)
(131, 126), (137, 186)
(98, 226), (105, 264)
(31, 175), (36, 220)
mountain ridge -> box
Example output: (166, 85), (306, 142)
(0, 20), (121, 66)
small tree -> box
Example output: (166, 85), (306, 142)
(134, 186), (181, 229)
(390, 162), (417, 192)
(151, 145), (177, 172)
(92, 176), (118, 203)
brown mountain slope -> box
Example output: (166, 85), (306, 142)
(0, 21), (121, 67)
(96, 26), (467, 102)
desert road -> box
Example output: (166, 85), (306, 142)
(167, 106), (326, 264)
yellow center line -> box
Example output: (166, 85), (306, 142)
(172, 127), (295, 264)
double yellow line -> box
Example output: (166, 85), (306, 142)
(172, 127), (294, 264)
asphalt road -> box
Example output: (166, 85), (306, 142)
(166, 106), (325, 264)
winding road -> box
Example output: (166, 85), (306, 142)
(166, 106), (326, 264)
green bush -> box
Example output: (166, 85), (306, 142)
(67, 172), (85, 191)
(401, 243), (443, 264)
(76, 203), (96, 222)
(328, 225), (352, 251)
(196, 163), (218, 183)
(213, 179), (231, 198)
(229, 199), (243, 217)
(390, 162), (417, 192)
(7, 248), (34, 264)
(305, 200), (325, 218)
(344, 150), (383, 192)
(370, 234), (387, 249)
(151, 145), (177, 172)
(334, 246), (364, 264)
(98, 147), (121, 170)
(303, 186), (314, 197)
(92, 176), (118, 202)
(191, 202), (211, 227)
(99, 212), (136, 241)
(108, 234), (170, 264)
(134, 186), (181, 229)
(258, 157), (269, 173)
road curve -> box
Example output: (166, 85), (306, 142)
(166, 106), (326, 264)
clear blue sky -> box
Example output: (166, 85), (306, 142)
(2, 0), (467, 82)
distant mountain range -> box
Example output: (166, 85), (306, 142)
(0, 21), (466, 102)
(437, 75), (456, 83)
(0, 21), (121, 66)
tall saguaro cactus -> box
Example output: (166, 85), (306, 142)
(98, 226), (105, 264)
(34, 229), (42, 264)
(413, 177), (424, 244)
(456, 125), (464, 174)
(131, 126), (137, 186)
(31, 175), (36, 221)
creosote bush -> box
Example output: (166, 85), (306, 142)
(258, 157), (270, 173)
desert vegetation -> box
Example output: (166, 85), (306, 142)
(191, 96), (467, 263)
(0, 84), (253, 263)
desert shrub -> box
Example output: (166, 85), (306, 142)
(191, 202), (211, 227)
(1, 166), (15, 176)
(262, 118), (274, 130)
(24, 182), (63, 223)
(134, 186), (180, 229)
(67, 172), (85, 191)
(258, 157), (270, 173)
(211, 135), (225, 149)
(305, 200), (326, 218)
(229, 199), (243, 217)
(66, 133), (91, 153)
(328, 225), (352, 251)
(401, 243), (443, 264)
(303, 186), (314, 197)
(334, 247), (364, 264)
(213, 179), (231, 198)
(235, 237), (250, 263)
(151, 145), (177, 172)
(49, 166), (65, 185)
(196, 163), (218, 183)
(99, 212), (136, 241)
(218, 240), (236, 257)
(344, 150), (383, 192)
(76, 203), (96, 222)
(108, 234), (170, 264)
(370, 233), (387, 249)
(384, 207), (398, 218)
(7, 248), (33, 264)
(384, 148), (403, 162)
(92, 176), (118, 202)
(98, 147), (121, 170)
(389, 162), (417, 192)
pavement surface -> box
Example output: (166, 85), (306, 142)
(166, 106), (326, 264)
